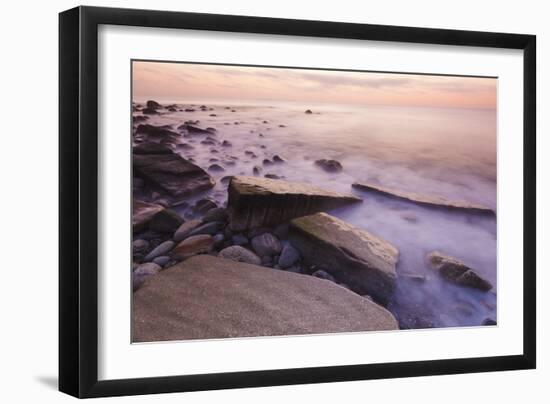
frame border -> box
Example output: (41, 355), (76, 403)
(59, 6), (536, 398)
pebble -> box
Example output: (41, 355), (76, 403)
(188, 221), (223, 237)
(152, 256), (170, 267)
(251, 233), (282, 257)
(218, 245), (261, 265)
(173, 219), (202, 242)
(278, 244), (300, 268)
(132, 239), (149, 253)
(149, 209), (183, 233)
(144, 240), (175, 261)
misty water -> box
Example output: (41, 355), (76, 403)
(136, 100), (497, 329)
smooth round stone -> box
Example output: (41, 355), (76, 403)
(218, 246), (261, 265)
(251, 233), (282, 257)
(173, 219), (202, 242)
(132, 239), (149, 253)
(152, 256), (170, 267)
(144, 240), (175, 261)
(278, 244), (300, 268)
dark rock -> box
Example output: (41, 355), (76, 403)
(314, 159), (343, 172)
(278, 244), (300, 268)
(482, 318), (497, 326)
(289, 212), (398, 305)
(227, 176), (361, 231)
(142, 108), (159, 115)
(232, 234), (248, 246)
(193, 198), (218, 214)
(222, 140), (232, 147)
(188, 221), (223, 237)
(146, 100), (161, 110)
(352, 182), (496, 216)
(184, 108), (196, 112)
(153, 256), (170, 267)
(305, 109), (313, 114)
(312, 269), (336, 283)
(251, 233), (282, 257)
(132, 239), (150, 253)
(133, 142), (173, 155)
(180, 124), (214, 135)
(133, 115), (149, 123)
(218, 245), (261, 265)
(171, 235), (214, 260)
(272, 155), (286, 163)
(221, 176), (233, 184)
(264, 174), (281, 179)
(136, 124), (179, 139)
(427, 251), (493, 291)
(213, 233), (225, 247)
(262, 159), (273, 166)
(273, 223), (289, 239)
(149, 209), (183, 233)
(202, 207), (228, 223)
(133, 153), (214, 197)
(253, 166), (262, 175)
(208, 164), (225, 172)
(133, 200), (164, 232)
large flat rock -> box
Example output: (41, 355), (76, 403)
(289, 212), (398, 304)
(352, 182), (495, 216)
(133, 255), (397, 342)
(227, 176), (362, 231)
(133, 152), (214, 197)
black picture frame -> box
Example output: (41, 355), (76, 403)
(59, 6), (536, 398)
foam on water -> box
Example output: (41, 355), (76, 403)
(135, 100), (497, 328)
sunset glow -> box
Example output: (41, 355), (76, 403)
(133, 61), (496, 109)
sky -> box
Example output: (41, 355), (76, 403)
(132, 61), (497, 109)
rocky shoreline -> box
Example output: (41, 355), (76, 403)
(131, 100), (497, 340)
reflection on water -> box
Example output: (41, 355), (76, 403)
(136, 100), (497, 329)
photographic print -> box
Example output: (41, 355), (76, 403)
(131, 60), (497, 343)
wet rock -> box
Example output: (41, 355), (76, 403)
(427, 251), (493, 291)
(153, 256), (170, 267)
(133, 152), (214, 197)
(251, 233), (282, 257)
(146, 100), (161, 110)
(133, 255), (398, 341)
(179, 124), (213, 135)
(262, 159), (273, 166)
(264, 174), (281, 179)
(193, 199), (218, 214)
(305, 109), (313, 114)
(144, 240), (175, 262)
(253, 166), (262, 175)
(272, 155), (286, 163)
(208, 164), (225, 172)
(173, 219), (202, 242)
(202, 207), (228, 223)
(312, 269), (336, 283)
(142, 108), (159, 115)
(136, 124), (179, 139)
(132, 239), (150, 253)
(289, 212), (398, 305)
(201, 139), (216, 146)
(188, 221), (223, 237)
(227, 176), (362, 231)
(133, 142), (173, 155)
(149, 209), (183, 233)
(212, 233), (225, 247)
(482, 318), (497, 326)
(279, 124), (286, 128)
(218, 245), (261, 265)
(278, 244), (300, 268)
(133, 200), (164, 232)
(232, 234), (248, 246)
(220, 176), (233, 184)
(133, 115), (149, 123)
(171, 235), (214, 260)
(352, 182), (495, 216)
(314, 159), (343, 172)
(184, 108), (196, 112)
(221, 140), (232, 147)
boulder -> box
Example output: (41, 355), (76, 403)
(427, 251), (493, 291)
(132, 255), (398, 341)
(352, 182), (495, 216)
(202, 207), (228, 223)
(171, 235), (214, 260)
(146, 100), (161, 109)
(148, 209), (183, 233)
(251, 233), (282, 257)
(218, 245), (261, 265)
(133, 142), (173, 155)
(314, 159), (343, 172)
(133, 199), (164, 232)
(227, 176), (362, 231)
(173, 219), (202, 242)
(133, 152), (214, 197)
(289, 212), (398, 304)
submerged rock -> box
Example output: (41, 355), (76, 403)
(136, 124), (179, 139)
(427, 251), (493, 291)
(227, 176), (362, 231)
(133, 200), (164, 232)
(314, 159), (343, 172)
(133, 152), (214, 197)
(133, 255), (398, 341)
(352, 182), (495, 216)
(218, 245), (261, 265)
(289, 212), (398, 304)
(146, 100), (161, 110)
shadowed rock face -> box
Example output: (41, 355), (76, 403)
(427, 251), (493, 292)
(132, 200), (164, 232)
(352, 182), (495, 216)
(227, 176), (362, 231)
(289, 212), (398, 305)
(132, 255), (397, 342)
(133, 152), (215, 197)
